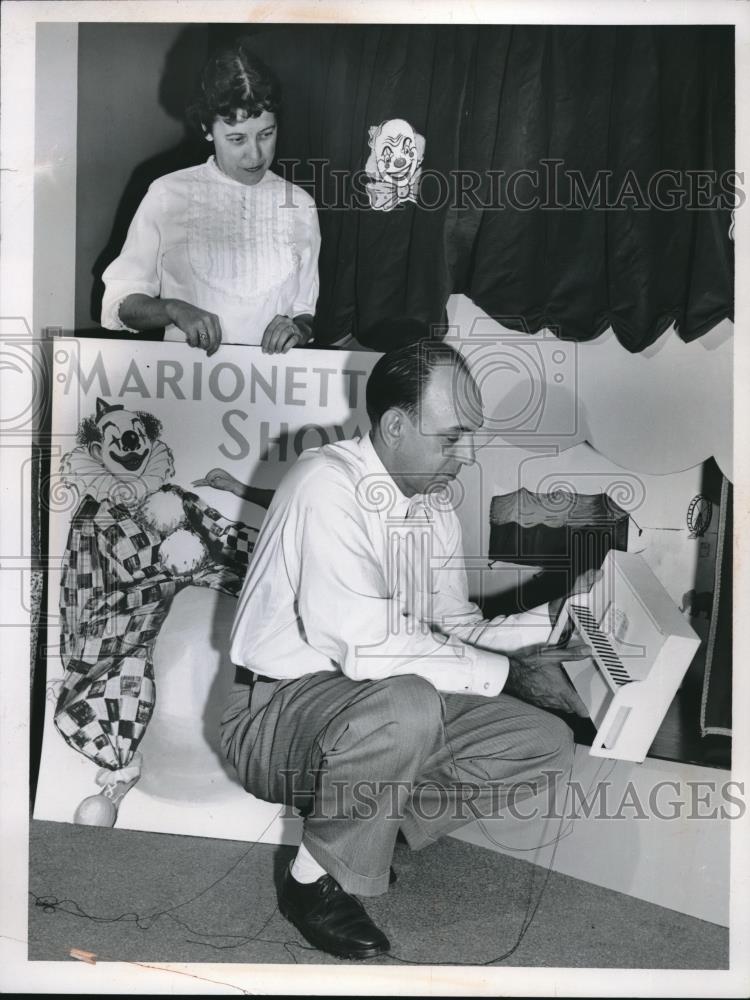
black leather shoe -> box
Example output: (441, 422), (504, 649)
(278, 866), (390, 959)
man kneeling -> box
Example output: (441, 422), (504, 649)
(222, 337), (591, 959)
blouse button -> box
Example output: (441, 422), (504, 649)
(484, 682), (490, 690)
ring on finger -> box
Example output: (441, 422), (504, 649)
(199, 330), (209, 347)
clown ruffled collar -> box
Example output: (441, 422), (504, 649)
(60, 440), (175, 508)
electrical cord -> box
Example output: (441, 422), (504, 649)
(31, 693), (612, 966)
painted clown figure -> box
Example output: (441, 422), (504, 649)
(54, 398), (262, 825)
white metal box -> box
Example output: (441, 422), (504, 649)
(549, 551), (701, 763)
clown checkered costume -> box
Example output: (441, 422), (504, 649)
(55, 480), (258, 771)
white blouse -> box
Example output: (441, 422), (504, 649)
(101, 157), (321, 346)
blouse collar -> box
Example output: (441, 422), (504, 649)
(206, 154), (274, 190)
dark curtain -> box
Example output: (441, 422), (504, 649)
(93, 24), (730, 350)
(233, 24), (732, 351)
(237, 24), (479, 345)
(463, 26), (734, 350)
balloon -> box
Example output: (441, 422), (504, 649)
(74, 793), (118, 827)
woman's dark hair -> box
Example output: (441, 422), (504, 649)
(187, 44), (281, 133)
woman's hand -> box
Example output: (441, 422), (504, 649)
(261, 314), (310, 354)
(166, 300), (223, 356)
(192, 468), (245, 497)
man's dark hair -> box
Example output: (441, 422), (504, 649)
(365, 338), (472, 428)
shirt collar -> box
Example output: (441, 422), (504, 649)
(206, 155), (273, 189)
(356, 434), (427, 521)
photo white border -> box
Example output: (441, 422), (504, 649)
(1, 1), (748, 994)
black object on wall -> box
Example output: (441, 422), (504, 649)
(485, 488), (629, 618)
(489, 489), (629, 574)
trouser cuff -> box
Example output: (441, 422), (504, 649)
(301, 834), (392, 897)
(399, 812), (447, 851)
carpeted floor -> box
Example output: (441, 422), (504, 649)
(27, 820), (728, 968)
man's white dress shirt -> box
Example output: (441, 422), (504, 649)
(231, 435), (553, 697)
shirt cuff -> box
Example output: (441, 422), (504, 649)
(292, 304), (317, 323)
(463, 643), (509, 696)
(291, 316), (314, 345)
(386, 635), (508, 698)
(101, 295), (138, 333)
(462, 602), (555, 655)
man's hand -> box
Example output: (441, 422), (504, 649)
(549, 567), (603, 625)
(166, 300), (223, 356)
(261, 314), (307, 354)
(504, 640), (592, 716)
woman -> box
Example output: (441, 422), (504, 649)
(101, 45), (320, 355)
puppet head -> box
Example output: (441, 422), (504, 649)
(366, 118), (425, 187)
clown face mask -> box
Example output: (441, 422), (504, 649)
(90, 409), (153, 476)
(365, 118), (426, 212)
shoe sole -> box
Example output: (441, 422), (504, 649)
(278, 901), (390, 960)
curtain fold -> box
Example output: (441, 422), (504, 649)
(241, 24), (733, 352)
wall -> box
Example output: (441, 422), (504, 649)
(34, 23), (78, 336)
(75, 22), (203, 330)
(452, 745), (732, 927)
